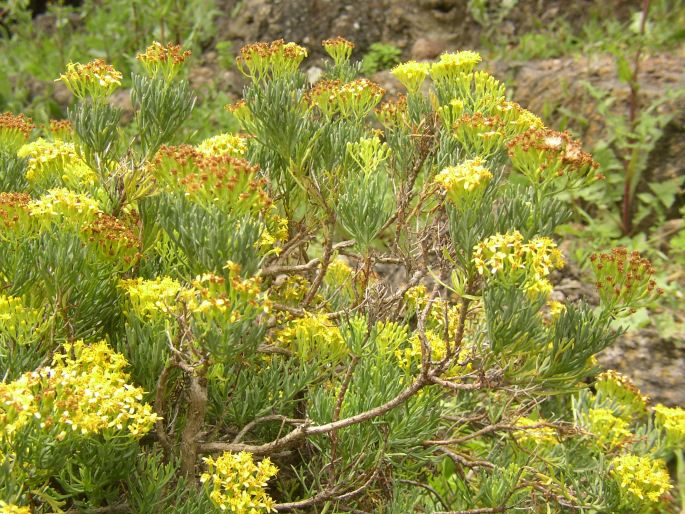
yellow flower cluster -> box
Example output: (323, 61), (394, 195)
(594, 370), (648, 419)
(17, 138), (96, 188)
(513, 417), (558, 446)
(57, 59), (122, 100)
(236, 40), (308, 82)
(587, 408), (632, 448)
(434, 157), (493, 207)
(309, 79), (385, 119)
(0, 501), (31, 514)
(430, 51), (482, 84)
(0, 295), (45, 344)
(391, 61), (430, 94)
(121, 276), (183, 320)
(197, 133), (249, 158)
(495, 100), (544, 138)
(454, 114), (506, 160)
(136, 41), (192, 81)
(472, 230), (564, 298)
(404, 285), (464, 340)
(324, 257), (355, 291)
(610, 454), (672, 508)
(29, 188), (101, 229)
(322, 37), (355, 65)
(152, 145), (270, 216)
(275, 312), (346, 363)
(201, 451), (278, 513)
(395, 329), (470, 373)
(0, 112), (34, 151)
(0, 341), (159, 439)
(653, 404), (685, 447)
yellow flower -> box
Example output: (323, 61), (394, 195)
(322, 37), (355, 65)
(0, 295), (46, 345)
(514, 416), (558, 446)
(196, 133), (248, 158)
(0, 501), (32, 514)
(236, 40), (307, 82)
(275, 313), (346, 363)
(587, 408), (632, 448)
(430, 51), (482, 84)
(29, 188), (101, 229)
(434, 157), (493, 207)
(391, 61), (430, 94)
(57, 59), (122, 100)
(610, 454), (672, 508)
(653, 404), (685, 447)
(121, 276), (183, 320)
(472, 231), (564, 299)
(136, 41), (191, 81)
(202, 451), (278, 514)
(18, 138), (96, 188)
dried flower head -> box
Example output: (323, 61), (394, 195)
(136, 41), (192, 81)
(153, 145), (270, 214)
(80, 212), (140, 267)
(589, 247), (662, 314)
(322, 36), (355, 65)
(310, 79), (384, 119)
(0, 112), (34, 151)
(47, 119), (74, 141)
(453, 112), (505, 158)
(57, 59), (122, 100)
(236, 39), (308, 82)
(507, 128), (600, 187)
(375, 95), (408, 127)
(0, 192), (33, 238)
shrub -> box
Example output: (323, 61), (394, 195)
(0, 37), (682, 513)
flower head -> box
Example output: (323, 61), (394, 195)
(201, 451), (278, 513)
(322, 37), (355, 65)
(590, 248), (662, 315)
(57, 59), (122, 100)
(434, 157), (493, 207)
(391, 61), (430, 94)
(136, 41), (192, 81)
(610, 454), (671, 509)
(0, 112), (34, 151)
(236, 39), (307, 82)
(17, 138), (96, 189)
(653, 404), (685, 447)
(430, 51), (482, 84)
